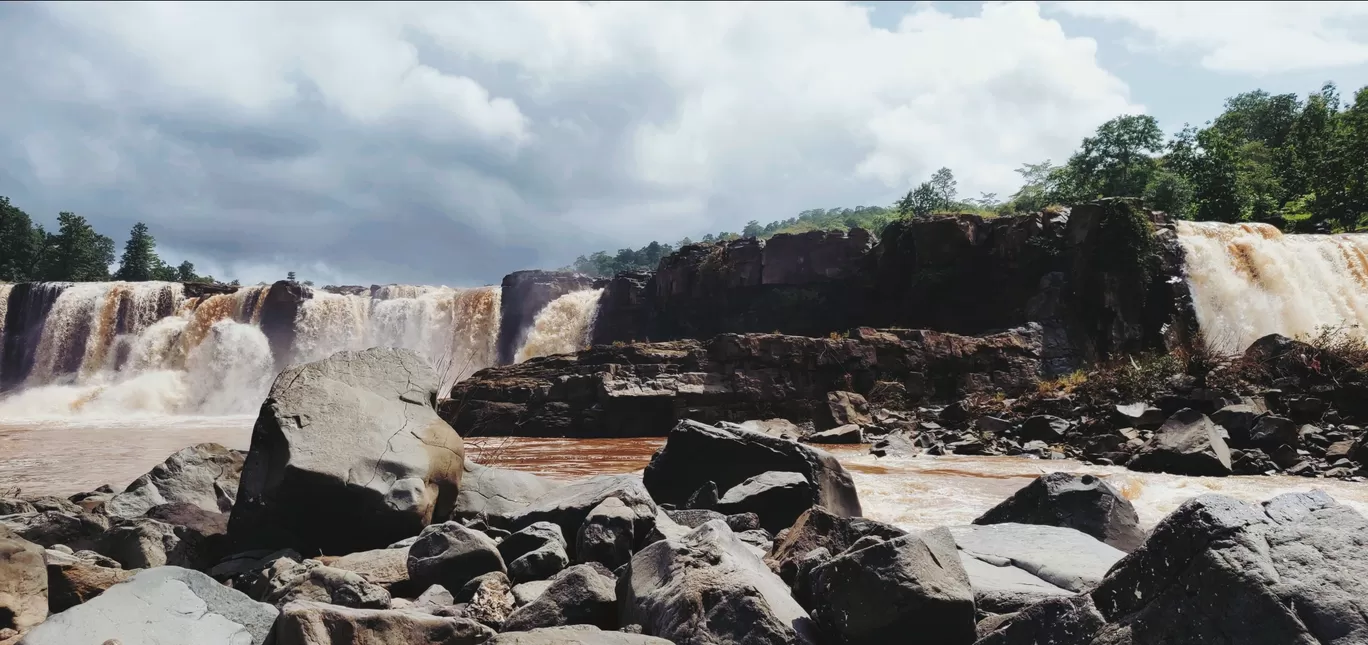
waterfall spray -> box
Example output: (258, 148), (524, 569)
(515, 289), (604, 363)
(1177, 221), (1368, 353)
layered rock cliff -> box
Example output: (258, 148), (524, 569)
(440, 324), (1042, 438)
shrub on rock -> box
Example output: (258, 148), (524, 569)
(228, 347), (465, 555)
(972, 472), (1145, 552)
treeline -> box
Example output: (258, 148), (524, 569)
(571, 81), (1368, 277)
(0, 197), (225, 285)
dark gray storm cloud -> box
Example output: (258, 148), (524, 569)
(0, 2), (1140, 286)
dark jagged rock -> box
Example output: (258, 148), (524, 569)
(443, 325), (1042, 438)
(407, 522), (506, 593)
(809, 528), (976, 645)
(643, 420), (861, 522)
(1127, 408), (1232, 476)
(506, 476), (657, 559)
(765, 506), (908, 597)
(228, 347), (465, 555)
(978, 491), (1368, 645)
(502, 564), (617, 632)
(497, 270), (596, 365)
(247, 557), (391, 609)
(588, 271), (655, 346)
(819, 391), (872, 429)
(575, 497), (634, 571)
(664, 509), (726, 529)
(259, 280), (308, 370)
(501, 522), (569, 584)
(972, 472), (1145, 552)
(620, 520), (819, 644)
(715, 471), (815, 534)
(0, 510), (109, 550)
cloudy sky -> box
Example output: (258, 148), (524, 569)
(2, 1), (1367, 287)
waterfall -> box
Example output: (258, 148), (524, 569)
(515, 289), (604, 363)
(292, 285), (502, 395)
(1177, 221), (1368, 353)
(0, 280), (504, 418)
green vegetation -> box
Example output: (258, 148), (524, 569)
(0, 197), (214, 284)
(573, 82), (1368, 277)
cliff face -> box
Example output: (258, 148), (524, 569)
(495, 270), (596, 365)
(589, 199), (1193, 374)
(441, 324), (1042, 438)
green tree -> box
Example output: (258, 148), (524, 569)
(929, 167), (957, 208)
(742, 220), (762, 238)
(1144, 169), (1195, 217)
(41, 212), (114, 282)
(114, 222), (162, 281)
(0, 197), (45, 282)
(1065, 114), (1165, 199)
(1009, 160), (1063, 212)
(287, 271), (297, 281)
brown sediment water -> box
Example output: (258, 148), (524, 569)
(3, 418), (1367, 534)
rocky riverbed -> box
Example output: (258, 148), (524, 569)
(3, 346), (1368, 644)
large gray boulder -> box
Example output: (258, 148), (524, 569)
(575, 498), (634, 571)
(949, 523), (1124, 613)
(271, 599), (495, 644)
(317, 547), (410, 588)
(619, 520), (818, 645)
(0, 528), (46, 639)
(407, 522), (506, 592)
(972, 472), (1145, 552)
(228, 347), (465, 554)
(808, 528), (976, 645)
(19, 567), (277, 645)
(0, 510), (108, 550)
(105, 443), (245, 519)
(643, 420), (861, 519)
(978, 491), (1368, 645)
(455, 460), (558, 526)
(507, 476), (657, 558)
(490, 625), (672, 644)
(246, 556), (391, 609)
(715, 471), (814, 534)
(502, 563), (617, 632)
(1127, 408), (1232, 476)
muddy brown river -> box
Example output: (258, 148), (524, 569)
(4, 415), (1367, 531)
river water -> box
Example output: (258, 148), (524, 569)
(3, 417), (1367, 531)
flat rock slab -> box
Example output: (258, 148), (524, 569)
(949, 523), (1124, 594)
(20, 566), (277, 645)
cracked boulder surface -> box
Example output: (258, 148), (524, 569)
(227, 347), (465, 555)
(619, 520), (819, 645)
(978, 491), (1368, 645)
(20, 566), (278, 645)
(105, 443), (245, 519)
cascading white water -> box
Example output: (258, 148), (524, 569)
(1177, 221), (1368, 353)
(515, 289), (604, 363)
(0, 283), (12, 345)
(292, 285), (502, 395)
